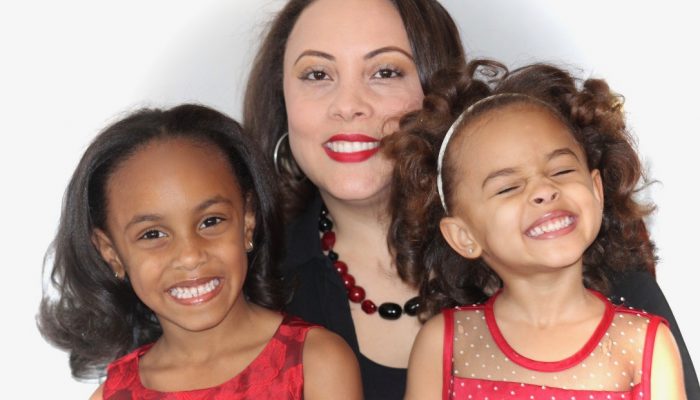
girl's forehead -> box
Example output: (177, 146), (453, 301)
(452, 105), (583, 172)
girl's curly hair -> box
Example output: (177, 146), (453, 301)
(383, 60), (656, 320)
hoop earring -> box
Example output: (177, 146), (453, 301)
(272, 132), (307, 182)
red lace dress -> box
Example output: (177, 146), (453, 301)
(442, 291), (666, 400)
(103, 315), (316, 399)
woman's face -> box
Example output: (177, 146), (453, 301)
(283, 0), (424, 205)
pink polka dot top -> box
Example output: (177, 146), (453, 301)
(442, 290), (666, 400)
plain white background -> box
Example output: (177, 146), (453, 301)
(1, 1), (697, 397)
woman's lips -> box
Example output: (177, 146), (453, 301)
(323, 133), (380, 162)
(525, 211), (577, 239)
(166, 277), (222, 305)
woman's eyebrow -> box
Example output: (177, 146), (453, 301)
(294, 50), (334, 65)
(364, 46), (413, 61)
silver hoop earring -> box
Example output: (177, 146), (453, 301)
(272, 132), (307, 182)
(273, 132), (289, 175)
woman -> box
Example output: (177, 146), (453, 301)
(243, 0), (698, 398)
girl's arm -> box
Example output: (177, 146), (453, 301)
(611, 269), (699, 397)
(651, 323), (686, 399)
(88, 384), (103, 400)
(404, 314), (444, 400)
(303, 328), (362, 400)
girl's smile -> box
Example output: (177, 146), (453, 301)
(524, 210), (578, 239)
(166, 277), (223, 305)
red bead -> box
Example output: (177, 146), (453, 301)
(361, 299), (377, 314)
(334, 261), (348, 275)
(321, 231), (336, 251)
(348, 286), (366, 303)
(341, 273), (355, 289)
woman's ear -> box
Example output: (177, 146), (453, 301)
(439, 216), (483, 259)
(92, 229), (125, 279)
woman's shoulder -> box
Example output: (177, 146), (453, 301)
(302, 326), (363, 399)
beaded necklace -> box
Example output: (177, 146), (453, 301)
(319, 205), (420, 320)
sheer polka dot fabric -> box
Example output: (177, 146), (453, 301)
(443, 292), (665, 400)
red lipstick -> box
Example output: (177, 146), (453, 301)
(323, 133), (380, 163)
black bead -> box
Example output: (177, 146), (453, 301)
(318, 216), (333, 232)
(327, 250), (339, 261)
(378, 302), (402, 320)
(403, 296), (421, 316)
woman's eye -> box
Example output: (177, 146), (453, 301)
(302, 69), (330, 81)
(372, 68), (401, 79)
(200, 216), (224, 229)
(139, 230), (166, 240)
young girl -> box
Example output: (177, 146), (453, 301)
(384, 62), (686, 399)
(38, 104), (362, 399)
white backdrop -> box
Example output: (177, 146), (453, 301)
(1, 1), (697, 397)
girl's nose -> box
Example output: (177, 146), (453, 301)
(530, 181), (560, 205)
(173, 236), (206, 271)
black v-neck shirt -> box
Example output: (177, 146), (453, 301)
(280, 194), (699, 399)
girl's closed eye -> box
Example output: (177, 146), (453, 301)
(552, 168), (576, 177)
(495, 185), (520, 196)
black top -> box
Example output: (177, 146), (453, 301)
(281, 194), (699, 399)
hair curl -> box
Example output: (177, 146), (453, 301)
(37, 104), (286, 380)
(243, 0), (465, 219)
(383, 61), (657, 319)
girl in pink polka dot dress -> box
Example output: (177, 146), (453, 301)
(385, 62), (686, 399)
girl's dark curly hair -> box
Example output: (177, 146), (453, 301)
(383, 60), (656, 320)
(37, 104), (286, 380)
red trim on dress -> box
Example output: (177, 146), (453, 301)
(442, 308), (455, 400)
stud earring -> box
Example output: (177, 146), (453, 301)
(246, 240), (254, 253)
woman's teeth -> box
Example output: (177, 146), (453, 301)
(527, 216), (574, 237)
(168, 278), (220, 299)
(325, 141), (378, 153)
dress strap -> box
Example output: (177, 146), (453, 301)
(640, 315), (668, 395)
(442, 308), (455, 400)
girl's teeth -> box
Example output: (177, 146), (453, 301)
(326, 141), (378, 153)
(528, 216), (574, 237)
(169, 278), (220, 299)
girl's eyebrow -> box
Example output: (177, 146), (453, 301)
(481, 147), (581, 188)
(482, 167), (518, 189)
(293, 46), (413, 66)
(195, 195), (233, 212)
(547, 147), (580, 161)
(124, 196), (233, 230)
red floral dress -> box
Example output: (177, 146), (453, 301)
(442, 291), (666, 400)
(103, 315), (315, 399)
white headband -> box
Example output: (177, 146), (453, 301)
(437, 93), (539, 213)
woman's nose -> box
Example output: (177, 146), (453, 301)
(328, 79), (372, 121)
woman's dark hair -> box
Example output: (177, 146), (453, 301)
(243, 0), (465, 218)
(37, 104), (286, 380)
(384, 61), (657, 319)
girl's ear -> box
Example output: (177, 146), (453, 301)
(590, 169), (604, 209)
(92, 229), (126, 278)
(439, 216), (483, 259)
(243, 194), (257, 252)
